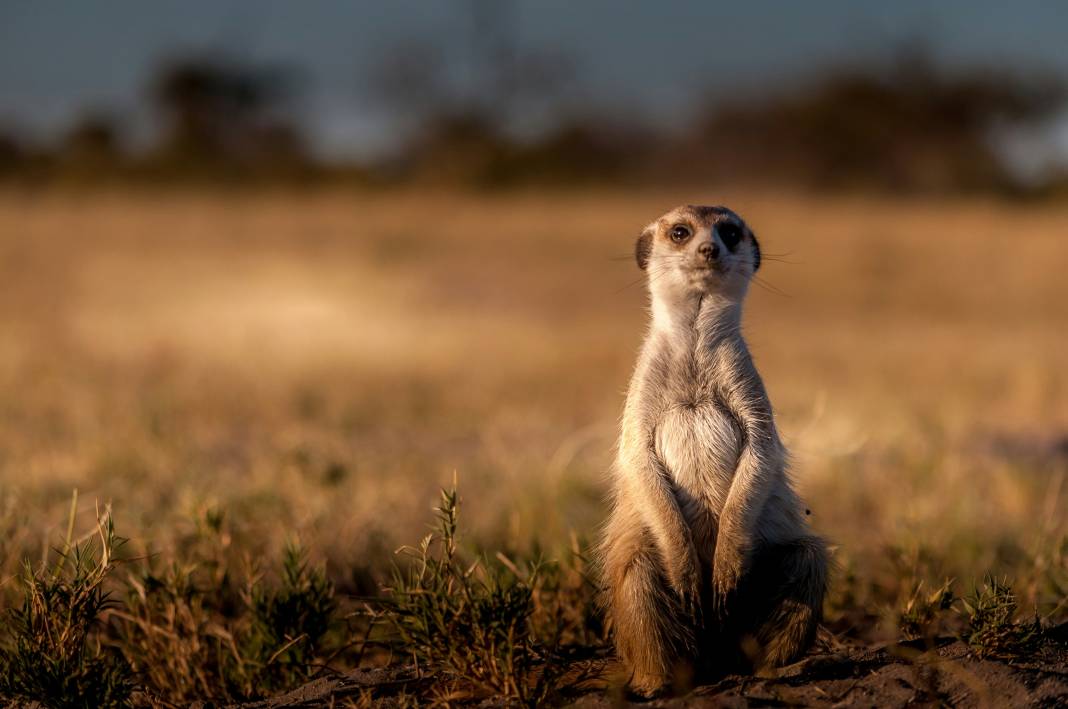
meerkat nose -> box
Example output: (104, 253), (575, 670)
(698, 241), (720, 263)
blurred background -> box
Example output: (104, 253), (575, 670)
(0, 0), (1065, 630)
(3, 0), (1068, 192)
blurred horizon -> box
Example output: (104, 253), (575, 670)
(2, 0), (1068, 184)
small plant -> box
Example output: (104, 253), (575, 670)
(529, 533), (606, 653)
(116, 558), (252, 704)
(1035, 534), (1068, 622)
(373, 487), (595, 705)
(957, 576), (1041, 658)
(114, 526), (340, 703)
(0, 498), (134, 708)
(897, 578), (955, 641)
(245, 541), (337, 692)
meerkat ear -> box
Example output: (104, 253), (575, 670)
(749, 230), (761, 272)
(635, 229), (653, 270)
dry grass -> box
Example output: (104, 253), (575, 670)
(0, 188), (1064, 702)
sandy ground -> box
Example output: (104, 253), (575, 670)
(215, 629), (1068, 708)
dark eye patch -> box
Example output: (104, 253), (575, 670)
(718, 222), (743, 250)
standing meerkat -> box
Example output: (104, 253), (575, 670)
(600, 205), (828, 697)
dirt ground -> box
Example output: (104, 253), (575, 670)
(219, 628), (1068, 708)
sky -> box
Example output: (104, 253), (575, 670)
(2, 0), (1068, 164)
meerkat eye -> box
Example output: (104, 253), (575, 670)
(718, 223), (743, 250)
(669, 225), (692, 243)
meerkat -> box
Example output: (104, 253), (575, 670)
(599, 205), (828, 697)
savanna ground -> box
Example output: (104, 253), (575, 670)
(0, 189), (1065, 706)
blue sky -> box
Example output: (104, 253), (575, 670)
(2, 0), (1067, 165)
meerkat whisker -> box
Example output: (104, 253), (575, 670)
(616, 263), (671, 294)
(750, 274), (792, 298)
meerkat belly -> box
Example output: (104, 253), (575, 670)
(655, 400), (743, 517)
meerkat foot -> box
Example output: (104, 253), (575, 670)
(626, 671), (671, 699)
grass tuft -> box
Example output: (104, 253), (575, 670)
(114, 532), (341, 703)
(372, 486), (603, 705)
(246, 541), (337, 689)
(0, 500), (134, 708)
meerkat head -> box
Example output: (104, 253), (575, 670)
(635, 205), (761, 305)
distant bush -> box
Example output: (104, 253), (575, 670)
(2, 45), (1065, 194)
(684, 50), (1065, 193)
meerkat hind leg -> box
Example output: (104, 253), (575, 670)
(607, 540), (696, 697)
(735, 536), (828, 669)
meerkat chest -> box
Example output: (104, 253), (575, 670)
(654, 395), (743, 511)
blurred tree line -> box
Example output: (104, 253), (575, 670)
(0, 41), (1066, 195)
(0, 56), (321, 186)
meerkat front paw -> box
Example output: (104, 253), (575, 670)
(711, 546), (746, 616)
(668, 547), (703, 621)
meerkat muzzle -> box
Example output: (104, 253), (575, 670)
(697, 241), (720, 263)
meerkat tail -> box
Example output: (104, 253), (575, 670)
(753, 536), (828, 667)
